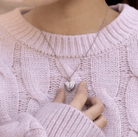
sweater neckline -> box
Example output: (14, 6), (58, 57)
(0, 3), (138, 58)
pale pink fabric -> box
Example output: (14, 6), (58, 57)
(0, 3), (138, 137)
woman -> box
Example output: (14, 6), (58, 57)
(0, 0), (138, 136)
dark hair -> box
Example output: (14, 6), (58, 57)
(106, 0), (138, 9)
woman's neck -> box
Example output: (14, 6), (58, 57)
(23, 0), (120, 35)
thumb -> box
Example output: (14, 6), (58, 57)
(53, 88), (65, 103)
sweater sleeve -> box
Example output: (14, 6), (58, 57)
(34, 102), (106, 137)
(0, 56), (47, 137)
(0, 112), (47, 137)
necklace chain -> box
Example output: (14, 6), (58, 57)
(34, 5), (109, 82)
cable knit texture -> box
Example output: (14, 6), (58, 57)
(0, 3), (138, 137)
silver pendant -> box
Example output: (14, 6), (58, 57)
(64, 80), (76, 92)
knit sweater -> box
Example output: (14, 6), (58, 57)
(0, 3), (138, 137)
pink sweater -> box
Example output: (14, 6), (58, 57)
(0, 3), (138, 137)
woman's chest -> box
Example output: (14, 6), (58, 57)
(14, 44), (132, 108)
(12, 43), (138, 137)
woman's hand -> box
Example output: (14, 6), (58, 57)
(53, 81), (107, 130)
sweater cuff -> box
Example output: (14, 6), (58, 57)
(35, 102), (105, 137)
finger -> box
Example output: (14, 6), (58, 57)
(82, 97), (105, 120)
(101, 129), (104, 134)
(53, 88), (65, 103)
(94, 115), (108, 129)
(69, 81), (88, 111)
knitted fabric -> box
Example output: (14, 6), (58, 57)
(0, 3), (138, 137)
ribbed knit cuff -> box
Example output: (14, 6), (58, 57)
(35, 102), (105, 137)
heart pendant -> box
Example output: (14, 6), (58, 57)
(64, 80), (76, 92)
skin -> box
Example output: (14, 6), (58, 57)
(23, 0), (120, 35)
(53, 81), (107, 130)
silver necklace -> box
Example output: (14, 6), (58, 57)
(34, 5), (109, 92)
